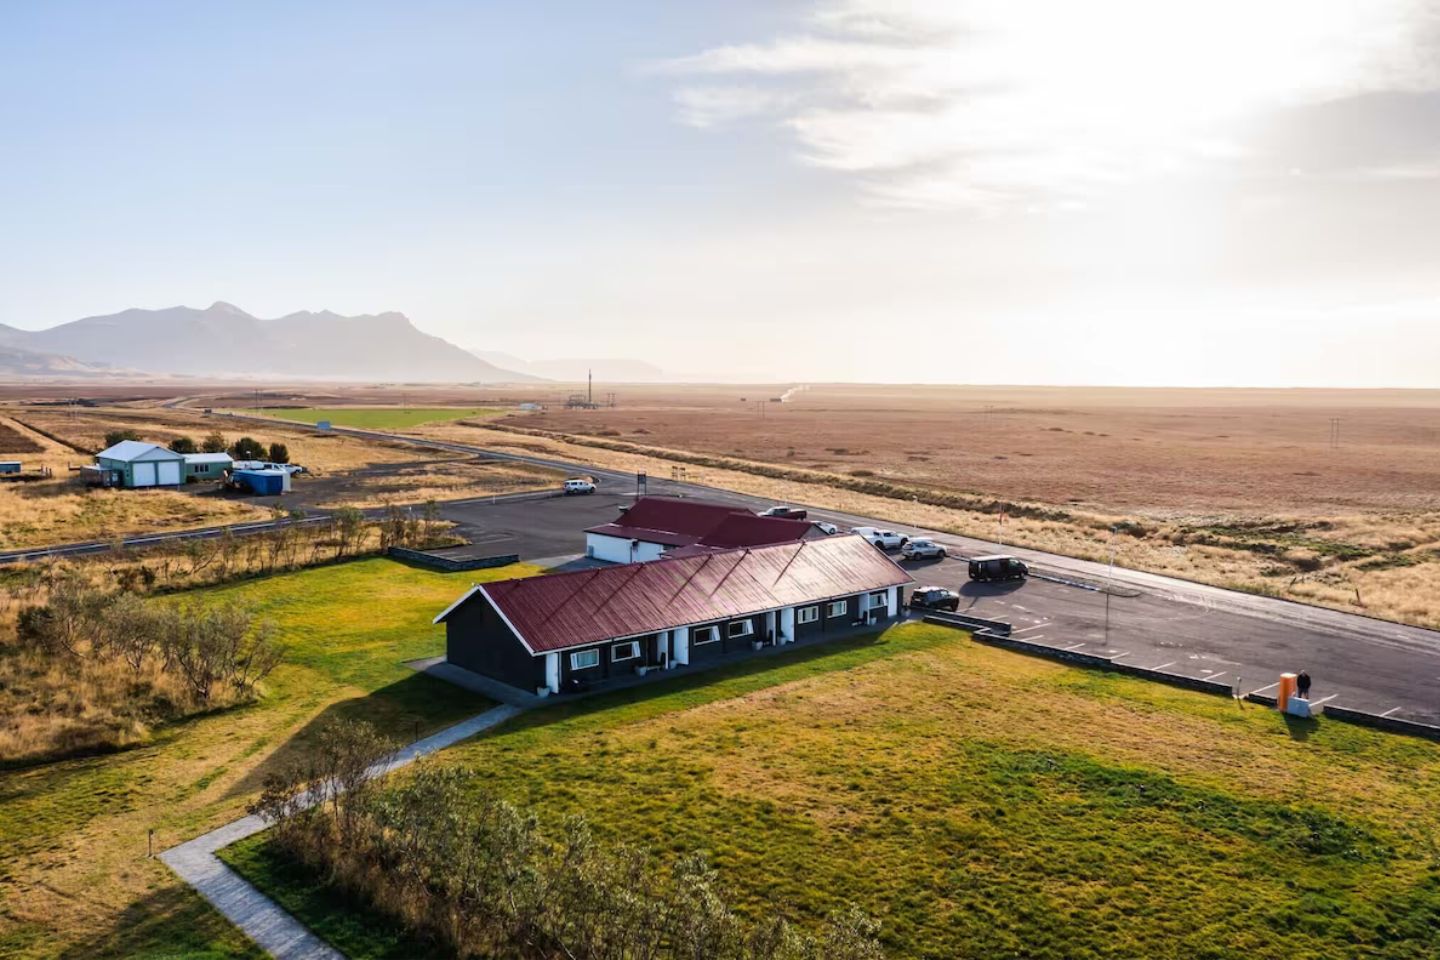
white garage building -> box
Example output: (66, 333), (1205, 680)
(93, 440), (187, 488)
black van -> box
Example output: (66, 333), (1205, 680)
(968, 555), (1029, 582)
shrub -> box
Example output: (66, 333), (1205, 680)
(169, 436), (198, 454)
(103, 429), (140, 448)
(267, 442), (290, 464)
(202, 431), (228, 453)
(230, 436), (266, 460)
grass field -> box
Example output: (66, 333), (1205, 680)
(0, 557), (530, 959)
(230, 622), (1440, 959)
(264, 406), (505, 430)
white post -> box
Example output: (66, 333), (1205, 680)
(544, 652), (560, 694)
(673, 626), (690, 666)
(779, 606), (796, 644)
(886, 586), (899, 618)
(765, 610), (777, 644)
(658, 630), (671, 668)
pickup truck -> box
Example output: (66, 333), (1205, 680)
(759, 505), (808, 520)
(968, 554), (1029, 582)
(852, 526), (907, 550)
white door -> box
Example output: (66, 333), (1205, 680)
(132, 462), (157, 487)
(157, 461), (181, 485)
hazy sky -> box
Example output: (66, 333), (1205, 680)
(3, 0), (1440, 385)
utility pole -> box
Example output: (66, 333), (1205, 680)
(588, 369), (593, 408)
(1329, 417), (1341, 450)
(1104, 526), (1117, 648)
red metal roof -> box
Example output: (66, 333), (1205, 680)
(585, 496), (812, 549)
(440, 534), (913, 654)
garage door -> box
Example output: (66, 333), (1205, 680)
(132, 462), (157, 487)
(157, 461), (181, 486)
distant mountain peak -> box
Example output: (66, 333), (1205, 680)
(5, 302), (539, 383)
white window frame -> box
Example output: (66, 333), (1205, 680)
(727, 619), (755, 639)
(569, 649), (600, 671)
(611, 640), (640, 662)
(868, 591), (888, 610)
(797, 606), (819, 624)
(692, 625), (720, 645)
(827, 600), (848, 618)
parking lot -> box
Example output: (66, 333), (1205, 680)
(438, 488), (1440, 726)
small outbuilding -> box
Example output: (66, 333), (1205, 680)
(232, 468), (291, 495)
(584, 496), (818, 564)
(435, 534), (913, 696)
(0, 461), (21, 475)
(94, 440), (186, 488)
(183, 452), (233, 482)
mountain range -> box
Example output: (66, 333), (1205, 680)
(0, 303), (534, 382)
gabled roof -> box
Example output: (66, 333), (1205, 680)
(95, 440), (185, 462)
(585, 496), (813, 549)
(436, 534), (913, 654)
(183, 452), (233, 464)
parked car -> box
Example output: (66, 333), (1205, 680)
(812, 521), (839, 536)
(968, 554), (1029, 582)
(563, 478), (596, 495)
(901, 537), (946, 560)
(852, 526), (908, 550)
(760, 505), (807, 520)
(909, 586), (960, 611)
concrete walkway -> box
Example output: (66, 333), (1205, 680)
(160, 703), (524, 960)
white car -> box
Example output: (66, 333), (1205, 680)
(563, 478), (596, 495)
(812, 521), (839, 536)
(851, 526), (907, 550)
(901, 537), (946, 560)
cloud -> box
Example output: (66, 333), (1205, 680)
(656, 0), (1440, 210)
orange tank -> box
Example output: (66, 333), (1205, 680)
(1278, 672), (1297, 712)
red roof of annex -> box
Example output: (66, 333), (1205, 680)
(584, 495), (814, 549)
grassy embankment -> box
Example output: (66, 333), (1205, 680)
(264, 406), (505, 430)
(228, 621), (1440, 960)
(0, 557), (530, 960)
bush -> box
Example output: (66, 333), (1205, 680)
(103, 429), (140, 449)
(267, 442), (290, 464)
(230, 437), (266, 460)
(202, 431), (228, 453)
(251, 722), (885, 960)
(169, 436), (198, 454)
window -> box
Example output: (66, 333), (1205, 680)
(869, 591), (889, 610)
(692, 626), (720, 645)
(569, 649), (600, 671)
(797, 606), (819, 624)
(728, 619), (754, 639)
(611, 640), (640, 662)
(827, 600), (848, 618)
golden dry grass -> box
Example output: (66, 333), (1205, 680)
(417, 419), (1440, 628)
(0, 483), (264, 550)
(312, 459), (565, 509)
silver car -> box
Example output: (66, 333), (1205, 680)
(901, 537), (946, 560)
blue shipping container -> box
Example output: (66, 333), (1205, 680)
(234, 469), (285, 495)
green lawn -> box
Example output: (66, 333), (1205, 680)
(262, 406), (504, 430)
(0, 556), (536, 959)
(228, 623), (1440, 960)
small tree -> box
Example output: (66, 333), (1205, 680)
(103, 429), (140, 448)
(201, 431), (228, 454)
(230, 436), (266, 460)
(169, 436), (198, 454)
(267, 442), (290, 464)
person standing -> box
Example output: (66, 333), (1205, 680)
(1296, 670), (1312, 699)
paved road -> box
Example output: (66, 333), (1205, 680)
(33, 411), (1440, 725)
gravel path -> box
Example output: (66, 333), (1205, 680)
(160, 703), (524, 959)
